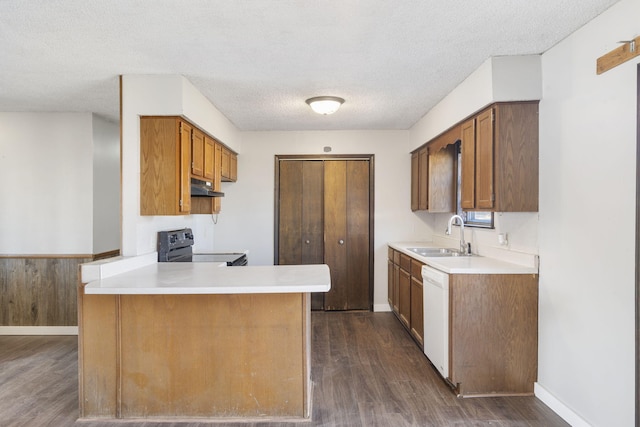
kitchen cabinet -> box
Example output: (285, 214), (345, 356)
(398, 255), (411, 329)
(203, 136), (215, 181)
(276, 157), (373, 311)
(448, 273), (538, 396)
(141, 116), (231, 216)
(387, 248), (399, 313)
(190, 137), (223, 215)
(409, 259), (424, 347)
(460, 102), (539, 212)
(388, 248), (423, 347)
(191, 127), (205, 178)
(140, 116), (191, 215)
(387, 248), (401, 314)
(410, 147), (428, 211)
(427, 144), (456, 213)
(221, 146), (238, 182)
(411, 127), (457, 213)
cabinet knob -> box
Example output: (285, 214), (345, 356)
(305, 240), (310, 244)
(339, 239), (345, 245)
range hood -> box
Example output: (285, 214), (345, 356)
(191, 178), (224, 197)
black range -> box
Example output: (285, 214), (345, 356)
(157, 228), (247, 266)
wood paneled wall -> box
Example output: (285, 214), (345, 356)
(0, 252), (117, 326)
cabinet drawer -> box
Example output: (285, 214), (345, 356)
(410, 259), (424, 279)
(400, 253), (411, 271)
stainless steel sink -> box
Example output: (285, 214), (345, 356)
(406, 247), (470, 257)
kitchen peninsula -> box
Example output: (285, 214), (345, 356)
(78, 255), (330, 421)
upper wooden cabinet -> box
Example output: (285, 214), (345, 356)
(140, 116), (235, 216)
(221, 146), (238, 182)
(410, 146), (429, 211)
(140, 116), (191, 215)
(427, 144), (456, 213)
(411, 126), (458, 213)
(460, 102), (539, 212)
(191, 128), (205, 178)
(203, 136), (215, 181)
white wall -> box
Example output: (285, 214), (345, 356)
(0, 113), (94, 254)
(120, 75), (241, 256)
(536, 0), (637, 425)
(211, 130), (428, 310)
(92, 115), (120, 254)
(409, 55), (542, 147)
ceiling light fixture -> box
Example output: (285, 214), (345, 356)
(305, 96), (345, 115)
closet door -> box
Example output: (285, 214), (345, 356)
(323, 160), (370, 310)
(278, 160), (324, 264)
(277, 160), (325, 309)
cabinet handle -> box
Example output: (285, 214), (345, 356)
(339, 239), (345, 245)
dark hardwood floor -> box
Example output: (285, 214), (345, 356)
(0, 312), (568, 427)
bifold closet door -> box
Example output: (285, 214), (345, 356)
(323, 160), (370, 311)
(277, 160), (325, 309)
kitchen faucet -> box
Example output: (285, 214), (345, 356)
(446, 214), (469, 255)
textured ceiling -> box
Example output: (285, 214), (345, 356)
(0, 0), (620, 131)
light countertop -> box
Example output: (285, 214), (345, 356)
(83, 258), (331, 295)
(389, 242), (538, 275)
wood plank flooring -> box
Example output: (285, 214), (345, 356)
(0, 312), (568, 426)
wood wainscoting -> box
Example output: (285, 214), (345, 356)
(0, 251), (119, 328)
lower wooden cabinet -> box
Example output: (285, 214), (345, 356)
(388, 247), (424, 348)
(409, 259), (424, 346)
(449, 273), (538, 396)
(388, 247), (538, 396)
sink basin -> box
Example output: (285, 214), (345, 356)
(406, 247), (469, 257)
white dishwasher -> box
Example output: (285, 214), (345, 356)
(422, 265), (449, 379)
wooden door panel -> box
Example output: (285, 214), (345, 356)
(418, 147), (428, 210)
(460, 118), (475, 209)
(278, 161), (303, 265)
(345, 160), (370, 310)
(475, 108), (494, 209)
(323, 161), (348, 310)
(179, 121), (191, 213)
(301, 161), (324, 264)
(411, 152), (419, 211)
(191, 128), (204, 178)
(203, 136), (215, 180)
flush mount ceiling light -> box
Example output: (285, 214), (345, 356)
(305, 96), (345, 115)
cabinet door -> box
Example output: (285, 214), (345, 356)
(398, 267), (411, 329)
(411, 152), (419, 211)
(191, 128), (205, 178)
(410, 275), (424, 347)
(475, 108), (494, 209)
(428, 144), (456, 213)
(393, 263), (400, 314)
(388, 258), (395, 307)
(230, 153), (238, 181)
(178, 122), (191, 213)
(203, 136), (215, 180)
(212, 142), (223, 214)
(221, 147), (230, 180)
(460, 118), (476, 209)
(418, 147), (429, 210)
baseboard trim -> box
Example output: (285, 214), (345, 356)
(534, 382), (592, 427)
(0, 326), (78, 336)
(373, 303), (392, 312)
